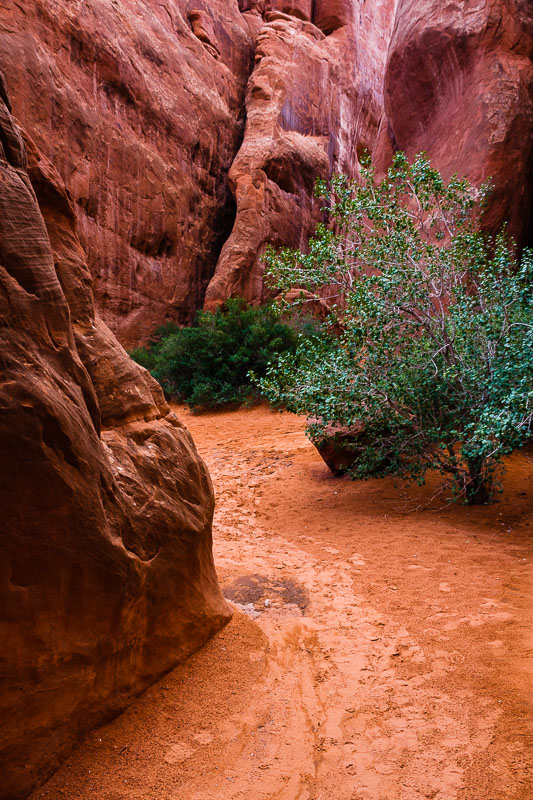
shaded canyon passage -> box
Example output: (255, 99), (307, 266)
(32, 406), (533, 799)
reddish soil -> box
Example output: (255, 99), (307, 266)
(32, 406), (533, 800)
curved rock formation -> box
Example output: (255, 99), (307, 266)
(0, 77), (230, 800)
(204, 11), (334, 307)
(204, 2), (397, 307)
(376, 0), (533, 248)
(1, 1), (530, 342)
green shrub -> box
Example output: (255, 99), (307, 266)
(259, 153), (533, 505)
(128, 346), (156, 372)
(130, 299), (315, 411)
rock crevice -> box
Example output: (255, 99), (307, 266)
(2, 1), (529, 343)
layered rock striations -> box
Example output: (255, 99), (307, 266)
(0, 0), (254, 345)
(1, 0), (530, 343)
(0, 77), (230, 800)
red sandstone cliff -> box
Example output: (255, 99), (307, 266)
(2, 1), (529, 345)
(0, 0), (254, 345)
(204, 0), (399, 308)
(376, 0), (533, 246)
(0, 74), (230, 800)
(0, 3), (532, 797)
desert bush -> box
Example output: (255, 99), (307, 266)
(259, 153), (533, 504)
(130, 299), (316, 411)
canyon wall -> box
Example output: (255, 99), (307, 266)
(0, 0), (394, 343)
(0, 0), (254, 345)
(376, 0), (533, 246)
(0, 75), (231, 800)
(0, 3), (531, 797)
(1, 0), (530, 344)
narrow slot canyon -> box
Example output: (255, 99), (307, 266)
(1, 2), (532, 799)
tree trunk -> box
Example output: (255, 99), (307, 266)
(466, 459), (491, 505)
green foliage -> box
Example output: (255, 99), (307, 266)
(130, 299), (312, 411)
(128, 346), (156, 372)
(260, 152), (533, 504)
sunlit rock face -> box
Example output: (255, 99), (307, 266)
(1, 1), (530, 342)
(0, 74), (231, 800)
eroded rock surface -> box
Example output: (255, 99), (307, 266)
(0, 0), (254, 345)
(376, 0), (533, 247)
(1, 1), (530, 342)
(0, 77), (230, 800)
(204, 2), (398, 306)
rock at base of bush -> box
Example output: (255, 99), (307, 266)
(308, 420), (366, 476)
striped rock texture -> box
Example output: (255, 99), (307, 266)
(0, 74), (230, 800)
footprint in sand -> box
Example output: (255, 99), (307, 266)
(192, 731), (214, 745)
(164, 742), (194, 764)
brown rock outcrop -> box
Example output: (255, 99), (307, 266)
(309, 421), (366, 477)
(308, 419), (394, 477)
(0, 1), (531, 337)
(0, 77), (230, 800)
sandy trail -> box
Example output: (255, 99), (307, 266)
(32, 406), (533, 800)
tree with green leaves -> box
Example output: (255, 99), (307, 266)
(259, 153), (533, 504)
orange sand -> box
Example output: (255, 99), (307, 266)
(32, 405), (533, 799)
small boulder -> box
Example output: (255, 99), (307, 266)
(308, 419), (366, 476)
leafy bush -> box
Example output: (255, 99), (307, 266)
(130, 299), (314, 411)
(260, 153), (533, 504)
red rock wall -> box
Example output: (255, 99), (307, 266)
(0, 4), (532, 796)
(1, 1), (530, 343)
(0, 76), (230, 800)
(204, 1), (399, 307)
(376, 0), (533, 247)
(0, 0), (254, 345)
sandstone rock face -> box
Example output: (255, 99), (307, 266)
(0, 0), (396, 340)
(1, 1), (530, 342)
(377, 0), (533, 248)
(0, 0), (254, 346)
(204, 11), (335, 307)
(204, 2), (398, 307)
(0, 79), (230, 800)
